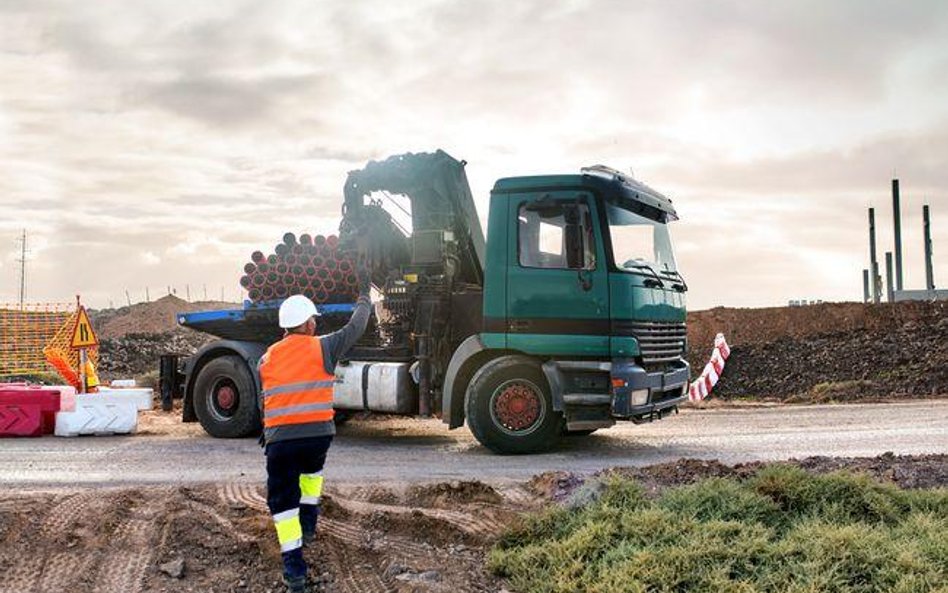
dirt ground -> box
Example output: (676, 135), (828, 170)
(1, 454), (945, 593)
(0, 480), (528, 593)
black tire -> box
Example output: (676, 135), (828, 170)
(193, 355), (261, 438)
(465, 355), (563, 454)
(333, 410), (353, 427)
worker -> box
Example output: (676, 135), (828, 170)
(258, 271), (371, 593)
(84, 358), (100, 393)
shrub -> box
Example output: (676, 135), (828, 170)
(491, 469), (948, 593)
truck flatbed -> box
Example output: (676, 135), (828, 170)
(177, 301), (356, 343)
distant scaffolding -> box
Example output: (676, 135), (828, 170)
(0, 303), (98, 381)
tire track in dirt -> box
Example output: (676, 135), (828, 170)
(218, 481), (268, 512)
(321, 517), (372, 548)
(321, 515), (454, 565)
(0, 556), (43, 593)
(336, 498), (507, 537)
(184, 499), (256, 542)
(314, 487), (511, 593)
(323, 544), (392, 593)
(93, 490), (169, 593)
(0, 492), (118, 593)
(339, 484), (399, 504)
(38, 491), (102, 538)
(37, 551), (99, 592)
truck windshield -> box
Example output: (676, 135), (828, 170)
(606, 203), (678, 275)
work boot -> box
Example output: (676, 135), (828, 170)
(283, 574), (309, 593)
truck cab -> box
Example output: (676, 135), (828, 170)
(442, 164), (689, 453)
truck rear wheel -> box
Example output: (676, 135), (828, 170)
(466, 355), (563, 454)
(193, 355), (261, 438)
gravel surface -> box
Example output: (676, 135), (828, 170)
(3, 400), (946, 488)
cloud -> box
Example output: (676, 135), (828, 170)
(0, 0), (946, 309)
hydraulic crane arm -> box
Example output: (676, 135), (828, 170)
(339, 150), (485, 286)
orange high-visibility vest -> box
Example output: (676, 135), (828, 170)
(259, 335), (335, 428)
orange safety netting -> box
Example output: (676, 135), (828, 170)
(43, 307), (99, 389)
(0, 303), (98, 388)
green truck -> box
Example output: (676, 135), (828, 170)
(175, 150), (689, 454)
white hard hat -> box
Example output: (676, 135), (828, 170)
(278, 294), (319, 328)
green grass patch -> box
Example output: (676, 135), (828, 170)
(490, 467), (948, 593)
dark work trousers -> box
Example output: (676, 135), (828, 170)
(265, 435), (333, 579)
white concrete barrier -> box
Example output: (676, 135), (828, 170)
(54, 388), (153, 437)
(95, 387), (153, 410)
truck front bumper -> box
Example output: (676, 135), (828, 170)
(610, 358), (690, 419)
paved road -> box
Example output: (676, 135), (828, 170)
(2, 401), (946, 488)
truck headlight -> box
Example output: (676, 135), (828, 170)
(630, 389), (649, 406)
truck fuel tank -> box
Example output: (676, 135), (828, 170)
(334, 361), (418, 415)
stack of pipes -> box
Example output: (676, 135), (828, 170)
(239, 233), (360, 304)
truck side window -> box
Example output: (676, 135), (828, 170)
(518, 202), (595, 270)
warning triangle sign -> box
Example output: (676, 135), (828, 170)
(70, 306), (99, 349)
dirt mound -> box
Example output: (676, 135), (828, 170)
(97, 330), (215, 380)
(405, 481), (503, 507)
(687, 300), (945, 349)
(90, 296), (238, 340)
(530, 454), (948, 503)
(687, 301), (947, 401)
(527, 471), (586, 501)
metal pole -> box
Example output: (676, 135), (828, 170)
(885, 252), (894, 302)
(869, 208), (880, 303)
(862, 269), (870, 302)
(892, 179), (903, 290)
(923, 204), (935, 290)
(79, 349), (87, 394)
(17, 229), (27, 309)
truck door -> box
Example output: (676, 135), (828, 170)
(503, 192), (610, 356)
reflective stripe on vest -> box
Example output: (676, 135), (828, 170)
(259, 334), (335, 428)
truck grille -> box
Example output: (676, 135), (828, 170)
(616, 320), (687, 364)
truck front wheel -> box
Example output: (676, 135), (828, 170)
(465, 355), (563, 454)
(193, 355), (261, 438)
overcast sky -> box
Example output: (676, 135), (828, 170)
(1, 0), (946, 311)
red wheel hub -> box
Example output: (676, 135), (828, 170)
(493, 382), (541, 431)
(216, 385), (236, 410)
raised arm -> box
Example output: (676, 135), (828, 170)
(318, 266), (372, 373)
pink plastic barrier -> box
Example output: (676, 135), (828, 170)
(0, 385), (63, 437)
